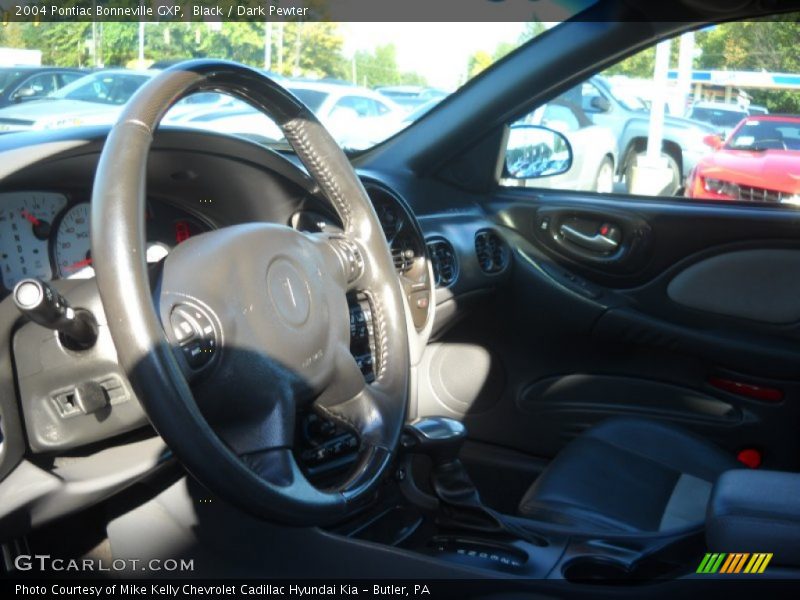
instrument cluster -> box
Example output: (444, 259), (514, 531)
(0, 191), (211, 294)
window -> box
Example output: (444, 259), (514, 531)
(58, 73), (84, 87)
(14, 73), (57, 100)
(500, 18), (800, 206)
(53, 73), (152, 105)
(334, 95), (380, 118)
(0, 70), (25, 95)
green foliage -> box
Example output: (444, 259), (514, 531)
(519, 21), (547, 44)
(695, 17), (800, 113)
(353, 43), (426, 87)
(467, 50), (493, 79)
(466, 21), (545, 79)
(0, 21), (361, 82)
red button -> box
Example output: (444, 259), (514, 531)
(737, 448), (762, 469)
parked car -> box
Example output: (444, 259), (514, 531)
(747, 104), (769, 116)
(503, 99), (618, 192)
(686, 115), (800, 204)
(0, 70), (240, 133)
(173, 80), (405, 150)
(686, 101), (749, 137)
(375, 85), (448, 112)
(0, 70), (156, 132)
(0, 66), (85, 109)
(567, 76), (716, 194)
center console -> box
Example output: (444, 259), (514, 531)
(325, 416), (705, 583)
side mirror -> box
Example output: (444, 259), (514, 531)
(11, 87), (37, 102)
(505, 125), (572, 180)
(703, 134), (723, 150)
(589, 95), (611, 112)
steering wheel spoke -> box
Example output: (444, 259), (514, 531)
(307, 231), (366, 292)
(314, 344), (396, 450)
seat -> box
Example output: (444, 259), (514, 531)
(518, 418), (740, 535)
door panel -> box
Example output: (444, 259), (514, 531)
(449, 189), (800, 472)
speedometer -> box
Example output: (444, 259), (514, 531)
(55, 202), (93, 279)
(0, 192), (68, 289)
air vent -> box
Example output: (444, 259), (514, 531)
(392, 241), (415, 274)
(427, 238), (458, 287)
(475, 230), (509, 274)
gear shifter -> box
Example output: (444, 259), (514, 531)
(403, 417), (503, 533)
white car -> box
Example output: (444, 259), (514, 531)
(503, 100), (619, 192)
(0, 70), (156, 132)
(0, 70), (244, 133)
(172, 81), (405, 150)
(686, 101), (749, 138)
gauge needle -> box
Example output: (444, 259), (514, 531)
(67, 258), (93, 271)
(20, 210), (41, 226)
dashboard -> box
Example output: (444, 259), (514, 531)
(0, 128), (514, 529)
(291, 181), (432, 331)
(0, 191), (212, 294)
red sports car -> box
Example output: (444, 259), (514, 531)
(686, 115), (800, 205)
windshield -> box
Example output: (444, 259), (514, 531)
(52, 72), (152, 105)
(690, 106), (748, 129)
(726, 118), (800, 151)
(0, 70), (24, 95)
(0, 21), (556, 150)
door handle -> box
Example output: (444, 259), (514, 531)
(559, 223), (620, 253)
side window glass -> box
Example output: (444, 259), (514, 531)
(14, 74), (56, 100)
(502, 20), (800, 204)
(335, 96), (373, 118)
(58, 73), (83, 87)
(580, 83), (605, 113)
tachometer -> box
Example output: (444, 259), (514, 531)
(0, 192), (68, 288)
(54, 200), (211, 280)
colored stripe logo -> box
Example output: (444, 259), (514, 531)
(696, 553), (772, 574)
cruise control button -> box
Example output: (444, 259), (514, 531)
(171, 302), (218, 370)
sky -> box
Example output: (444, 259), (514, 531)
(340, 23), (528, 91)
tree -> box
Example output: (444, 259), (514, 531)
(465, 22), (543, 81)
(466, 50), (493, 79)
(695, 17), (800, 113)
(352, 43), (426, 87)
(518, 21), (547, 44)
(280, 23), (348, 79)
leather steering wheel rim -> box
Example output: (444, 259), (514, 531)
(91, 60), (409, 525)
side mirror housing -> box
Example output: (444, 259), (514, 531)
(11, 87), (37, 103)
(589, 95), (611, 112)
(505, 125), (573, 180)
(703, 134), (723, 150)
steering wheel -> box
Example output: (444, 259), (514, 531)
(90, 61), (409, 525)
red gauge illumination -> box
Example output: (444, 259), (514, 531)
(175, 220), (191, 243)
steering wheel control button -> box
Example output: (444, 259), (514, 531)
(169, 303), (218, 370)
(348, 297), (377, 382)
(330, 236), (365, 283)
(267, 258), (311, 327)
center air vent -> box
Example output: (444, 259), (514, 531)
(391, 238), (416, 274)
(426, 238), (458, 287)
(475, 230), (509, 274)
